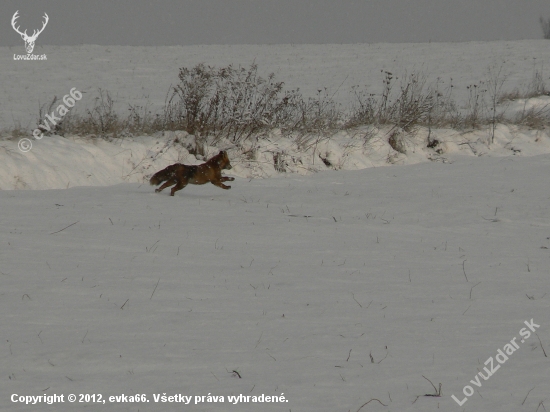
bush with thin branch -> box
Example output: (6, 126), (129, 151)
(347, 71), (438, 130)
(540, 16), (550, 39)
(165, 63), (291, 144)
(12, 61), (550, 151)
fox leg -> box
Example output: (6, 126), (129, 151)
(211, 180), (231, 190)
(155, 178), (177, 193)
(170, 179), (188, 196)
(220, 176), (235, 182)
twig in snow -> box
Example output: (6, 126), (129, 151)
(146, 239), (160, 253)
(346, 349), (352, 362)
(255, 331), (263, 349)
(351, 293), (362, 308)
(470, 281), (481, 299)
(422, 375), (442, 397)
(462, 260), (468, 282)
(535, 333), (548, 357)
(521, 386), (536, 405)
(50, 221), (79, 235)
(150, 278), (160, 300)
(120, 299), (129, 309)
(376, 350), (388, 364)
(356, 398), (388, 411)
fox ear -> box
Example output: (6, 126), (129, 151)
(220, 150), (226, 155)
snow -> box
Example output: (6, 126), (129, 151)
(1, 41), (550, 411)
(2, 154), (549, 411)
(2, 123), (550, 190)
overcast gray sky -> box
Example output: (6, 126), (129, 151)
(2, 0), (550, 46)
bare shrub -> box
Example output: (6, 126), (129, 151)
(499, 63), (548, 102)
(37, 96), (62, 135)
(164, 63), (216, 135)
(463, 82), (488, 129)
(514, 103), (550, 129)
(347, 71), (437, 130)
(81, 89), (122, 137)
(291, 88), (341, 134)
(1, 121), (29, 140)
(540, 16), (550, 39)
(51, 89), (123, 137)
(393, 72), (434, 130)
(35, 89), (167, 138)
(428, 77), (462, 129)
(525, 65), (548, 97)
(10, 61), (550, 150)
(165, 63), (290, 144)
(486, 63), (508, 142)
(127, 103), (164, 135)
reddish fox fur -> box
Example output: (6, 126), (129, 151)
(150, 150), (235, 196)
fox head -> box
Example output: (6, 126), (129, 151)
(214, 150), (232, 170)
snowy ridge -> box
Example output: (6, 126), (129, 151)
(1, 121), (550, 190)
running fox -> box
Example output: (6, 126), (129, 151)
(150, 151), (235, 196)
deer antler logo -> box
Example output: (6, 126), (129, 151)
(11, 10), (49, 54)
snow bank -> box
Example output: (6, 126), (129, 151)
(1, 123), (550, 190)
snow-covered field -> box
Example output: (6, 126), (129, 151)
(1, 41), (550, 411)
(2, 154), (549, 411)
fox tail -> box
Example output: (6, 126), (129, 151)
(149, 166), (173, 186)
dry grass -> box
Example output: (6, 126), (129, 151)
(3, 62), (550, 148)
